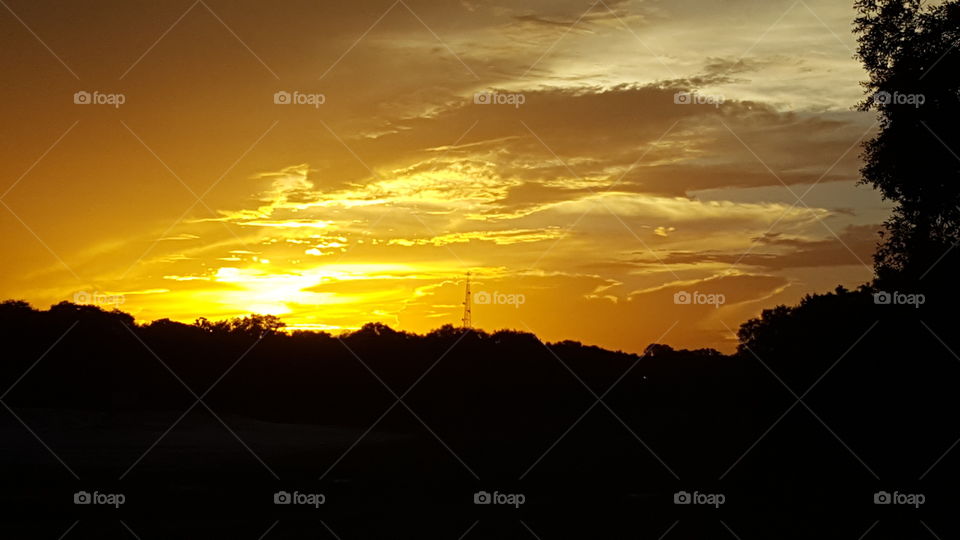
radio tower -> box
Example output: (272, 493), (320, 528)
(461, 272), (472, 328)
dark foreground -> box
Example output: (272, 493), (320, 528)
(1, 297), (958, 538)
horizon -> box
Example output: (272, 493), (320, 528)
(4, 296), (719, 354)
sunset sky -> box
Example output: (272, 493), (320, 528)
(0, 0), (889, 352)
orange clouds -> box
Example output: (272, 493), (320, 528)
(0, 0), (884, 352)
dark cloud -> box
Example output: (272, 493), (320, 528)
(654, 224), (881, 270)
(334, 83), (871, 210)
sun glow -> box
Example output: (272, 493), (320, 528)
(0, 0), (880, 352)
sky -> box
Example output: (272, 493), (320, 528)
(0, 0), (889, 352)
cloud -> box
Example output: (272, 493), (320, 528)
(387, 228), (565, 246)
(0, 0), (881, 353)
(159, 233), (200, 241)
(656, 224), (881, 271)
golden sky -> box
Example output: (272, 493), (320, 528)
(0, 0), (889, 352)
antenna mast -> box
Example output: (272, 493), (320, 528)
(461, 272), (472, 328)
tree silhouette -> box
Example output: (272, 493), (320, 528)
(855, 0), (960, 283)
(193, 313), (286, 337)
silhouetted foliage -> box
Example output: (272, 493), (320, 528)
(2, 282), (959, 528)
(855, 0), (960, 282)
(194, 313), (286, 337)
(0, 301), (766, 490)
